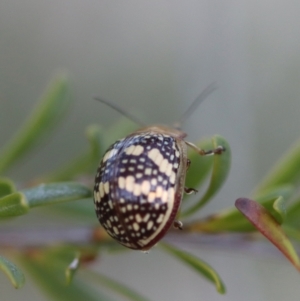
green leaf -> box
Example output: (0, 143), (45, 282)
(45, 118), (136, 182)
(82, 269), (151, 301)
(181, 135), (231, 218)
(104, 118), (138, 148)
(0, 183), (90, 218)
(286, 196), (300, 229)
(51, 199), (96, 220)
(44, 125), (104, 182)
(0, 255), (25, 288)
(253, 185), (290, 224)
(160, 243), (226, 294)
(271, 196), (286, 224)
(235, 198), (300, 271)
(185, 185), (293, 233)
(184, 138), (214, 195)
(254, 138), (300, 194)
(185, 207), (255, 233)
(283, 226), (300, 241)
(253, 184), (294, 203)
(0, 74), (70, 174)
(21, 182), (92, 208)
(0, 177), (16, 198)
(20, 252), (114, 301)
(85, 125), (104, 162)
(0, 192), (29, 217)
(66, 253), (81, 285)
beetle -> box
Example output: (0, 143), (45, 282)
(93, 85), (225, 250)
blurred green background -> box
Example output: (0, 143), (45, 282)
(1, 1), (300, 300)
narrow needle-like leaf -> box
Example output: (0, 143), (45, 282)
(0, 177), (16, 198)
(44, 125), (103, 182)
(0, 74), (70, 174)
(186, 185), (293, 233)
(184, 139), (214, 195)
(66, 253), (80, 286)
(81, 269), (151, 301)
(0, 192), (29, 217)
(181, 135), (231, 218)
(160, 243), (226, 294)
(0, 255), (25, 288)
(20, 253), (114, 301)
(21, 182), (92, 208)
(235, 198), (300, 271)
(254, 138), (300, 194)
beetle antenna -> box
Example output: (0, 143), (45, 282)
(93, 96), (147, 127)
(173, 82), (217, 129)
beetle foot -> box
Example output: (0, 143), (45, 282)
(186, 159), (191, 170)
(201, 145), (226, 155)
(185, 141), (226, 156)
(184, 187), (198, 194)
(174, 220), (183, 230)
(213, 145), (226, 155)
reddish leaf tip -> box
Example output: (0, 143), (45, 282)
(235, 197), (300, 271)
(235, 198), (250, 211)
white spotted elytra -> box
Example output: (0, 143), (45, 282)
(93, 85), (225, 250)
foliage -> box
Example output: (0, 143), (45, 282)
(0, 75), (300, 300)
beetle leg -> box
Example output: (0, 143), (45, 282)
(184, 187), (198, 194)
(173, 220), (183, 230)
(185, 141), (225, 156)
